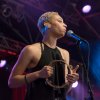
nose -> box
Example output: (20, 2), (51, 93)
(64, 23), (67, 28)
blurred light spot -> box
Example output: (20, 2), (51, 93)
(82, 5), (91, 13)
(72, 81), (78, 88)
(0, 60), (7, 68)
(66, 96), (76, 100)
(90, 42), (100, 86)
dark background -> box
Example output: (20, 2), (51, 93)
(0, 0), (100, 100)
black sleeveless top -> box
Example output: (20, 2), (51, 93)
(25, 43), (68, 100)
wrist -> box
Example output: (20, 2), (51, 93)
(24, 74), (29, 85)
(36, 70), (41, 78)
(24, 71), (41, 85)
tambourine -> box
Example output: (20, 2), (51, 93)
(46, 60), (71, 89)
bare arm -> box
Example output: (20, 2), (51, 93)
(63, 50), (72, 93)
(8, 44), (53, 88)
(63, 50), (79, 93)
(8, 45), (40, 88)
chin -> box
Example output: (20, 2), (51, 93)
(57, 33), (65, 39)
(60, 32), (66, 36)
(54, 31), (65, 38)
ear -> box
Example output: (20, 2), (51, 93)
(44, 22), (51, 28)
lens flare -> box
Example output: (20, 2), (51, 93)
(0, 60), (7, 68)
(72, 81), (78, 88)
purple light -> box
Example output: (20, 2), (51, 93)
(0, 60), (7, 68)
(82, 5), (91, 13)
(72, 81), (78, 88)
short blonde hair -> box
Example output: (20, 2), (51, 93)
(37, 11), (58, 36)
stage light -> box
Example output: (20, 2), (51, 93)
(82, 5), (91, 13)
(0, 60), (7, 68)
(72, 81), (78, 88)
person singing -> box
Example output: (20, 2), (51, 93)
(8, 11), (79, 100)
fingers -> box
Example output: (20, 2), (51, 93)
(67, 73), (79, 80)
(44, 66), (53, 75)
(72, 65), (79, 73)
(46, 66), (53, 77)
(40, 66), (53, 78)
(66, 65), (79, 84)
(66, 73), (79, 84)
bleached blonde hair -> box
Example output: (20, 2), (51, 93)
(37, 11), (58, 36)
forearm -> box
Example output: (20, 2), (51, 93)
(8, 71), (40, 88)
(65, 83), (72, 94)
(67, 84), (72, 93)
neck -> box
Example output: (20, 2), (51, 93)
(42, 34), (57, 49)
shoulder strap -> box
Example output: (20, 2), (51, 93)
(40, 42), (44, 53)
(55, 48), (64, 60)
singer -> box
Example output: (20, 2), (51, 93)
(8, 11), (79, 100)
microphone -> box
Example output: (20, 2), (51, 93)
(67, 30), (87, 42)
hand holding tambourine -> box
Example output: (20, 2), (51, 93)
(67, 65), (79, 84)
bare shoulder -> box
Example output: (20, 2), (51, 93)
(57, 46), (70, 64)
(19, 42), (42, 63)
(15, 42), (42, 69)
(22, 43), (41, 55)
(57, 46), (69, 57)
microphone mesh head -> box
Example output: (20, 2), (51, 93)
(67, 30), (74, 37)
(67, 30), (73, 34)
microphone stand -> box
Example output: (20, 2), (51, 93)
(76, 40), (94, 100)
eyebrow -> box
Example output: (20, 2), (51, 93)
(58, 17), (63, 19)
(57, 18), (63, 21)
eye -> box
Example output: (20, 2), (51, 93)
(58, 20), (63, 23)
